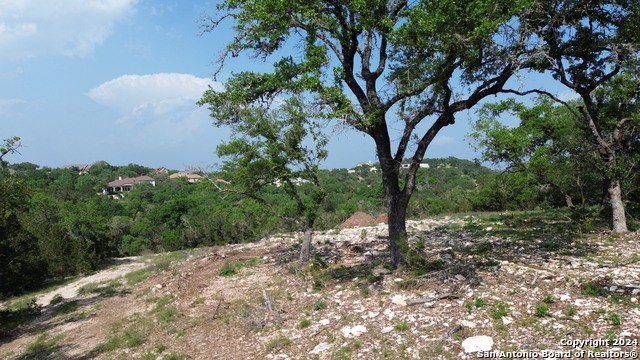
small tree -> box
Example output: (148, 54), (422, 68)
(0, 136), (21, 169)
(470, 98), (603, 208)
(512, 1), (640, 232)
(203, 96), (328, 265)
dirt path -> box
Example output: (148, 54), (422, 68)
(36, 257), (148, 307)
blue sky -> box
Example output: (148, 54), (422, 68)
(0, 1), (570, 170)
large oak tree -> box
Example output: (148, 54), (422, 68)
(200, 0), (537, 268)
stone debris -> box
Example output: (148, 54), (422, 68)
(391, 294), (407, 306)
(309, 343), (331, 354)
(341, 325), (368, 338)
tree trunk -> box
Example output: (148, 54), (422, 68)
(299, 224), (313, 265)
(387, 196), (408, 269)
(608, 179), (628, 233)
(564, 193), (574, 208)
(382, 176), (411, 269)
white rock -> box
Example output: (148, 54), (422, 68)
(340, 326), (352, 337)
(310, 343), (331, 354)
(620, 331), (632, 337)
(501, 317), (513, 325)
(609, 286), (618, 292)
(391, 295), (407, 306)
(632, 289), (640, 295)
(341, 325), (368, 338)
(350, 325), (368, 337)
(384, 308), (395, 320)
(461, 336), (494, 353)
(319, 319), (330, 325)
(460, 320), (476, 328)
(381, 326), (394, 333)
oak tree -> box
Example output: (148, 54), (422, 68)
(200, 0), (536, 267)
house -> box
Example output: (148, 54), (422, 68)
(154, 167), (169, 174)
(273, 177), (311, 187)
(169, 171), (203, 183)
(107, 176), (156, 192)
(61, 163), (92, 175)
(356, 161), (373, 167)
(400, 162), (430, 170)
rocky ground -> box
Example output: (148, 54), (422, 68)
(1, 213), (639, 359)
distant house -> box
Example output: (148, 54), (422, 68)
(169, 171), (203, 183)
(107, 176), (156, 192)
(273, 177), (310, 187)
(400, 162), (430, 170)
(154, 167), (169, 174)
(61, 163), (92, 175)
(356, 161), (373, 167)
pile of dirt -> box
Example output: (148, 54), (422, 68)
(340, 211), (378, 228)
(375, 213), (388, 224)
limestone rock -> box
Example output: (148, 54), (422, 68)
(461, 335), (494, 353)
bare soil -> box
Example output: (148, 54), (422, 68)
(1, 216), (639, 359)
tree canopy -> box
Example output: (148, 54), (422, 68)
(200, 0), (539, 267)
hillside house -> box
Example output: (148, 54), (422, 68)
(107, 176), (156, 192)
(169, 171), (203, 183)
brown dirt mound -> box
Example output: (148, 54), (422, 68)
(340, 211), (378, 228)
(375, 213), (388, 224)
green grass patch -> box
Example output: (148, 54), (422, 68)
(0, 298), (41, 337)
(609, 313), (622, 326)
(313, 300), (327, 311)
(126, 268), (154, 286)
(535, 302), (549, 317)
(156, 306), (177, 323)
(53, 300), (80, 317)
(298, 318), (311, 329)
(264, 334), (291, 352)
(20, 332), (64, 360)
(219, 258), (262, 277)
(78, 280), (121, 296)
(394, 321), (410, 331)
(490, 301), (509, 319)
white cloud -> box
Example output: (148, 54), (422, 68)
(432, 135), (454, 145)
(0, 0), (137, 60)
(0, 98), (26, 114)
(87, 73), (222, 143)
(88, 73), (221, 113)
(558, 91), (581, 102)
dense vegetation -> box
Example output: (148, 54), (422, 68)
(1, 152), (638, 298)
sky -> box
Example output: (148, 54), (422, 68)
(0, 1), (571, 171)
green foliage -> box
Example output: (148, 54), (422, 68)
(264, 335), (291, 352)
(535, 302), (549, 317)
(608, 313), (622, 326)
(22, 332), (64, 360)
(491, 301), (509, 319)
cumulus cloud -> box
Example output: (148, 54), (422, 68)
(433, 135), (454, 145)
(0, 98), (26, 114)
(0, 0), (137, 60)
(87, 73), (222, 143)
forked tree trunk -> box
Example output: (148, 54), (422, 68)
(299, 224), (313, 265)
(608, 179), (628, 233)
